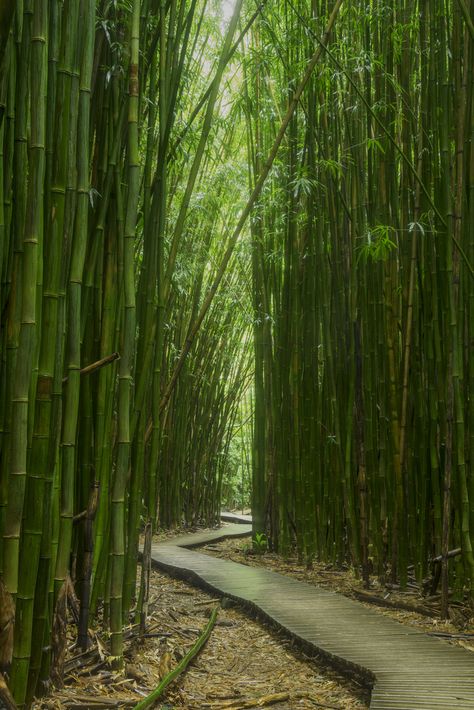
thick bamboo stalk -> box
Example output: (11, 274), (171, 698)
(7, 2), (48, 703)
(54, 0), (93, 613)
(110, 0), (140, 661)
(2, 0), (45, 603)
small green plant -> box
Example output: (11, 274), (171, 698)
(242, 531), (268, 556)
(252, 532), (268, 555)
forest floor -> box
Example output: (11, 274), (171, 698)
(35, 520), (474, 709)
(34, 526), (369, 710)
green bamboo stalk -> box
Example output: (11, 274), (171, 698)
(2, 0), (43, 602)
(54, 0), (92, 606)
(7, 3), (48, 703)
(109, 0), (140, 660)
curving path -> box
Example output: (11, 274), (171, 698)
(150, 520), (474, 709)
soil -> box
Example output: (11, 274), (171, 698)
(33, 527), (370, 710)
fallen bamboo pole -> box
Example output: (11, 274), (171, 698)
(132, 606), (219, 710)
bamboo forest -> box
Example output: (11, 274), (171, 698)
(1, 0), (474, 708)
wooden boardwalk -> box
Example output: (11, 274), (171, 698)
(220, 511), (253, 524)
(151, 524), (474, 709)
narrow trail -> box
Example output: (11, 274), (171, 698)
(150, 521), (474, 709)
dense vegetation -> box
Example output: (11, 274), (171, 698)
(249, 0), (474, 617)
(0, 0), (473, 706)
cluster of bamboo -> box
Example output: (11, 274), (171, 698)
(0, 0), (252, 705)
(2, 0), (474, 704)
(249, 0), (474, 614)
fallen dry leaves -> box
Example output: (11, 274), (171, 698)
(32, 531), (369, 710)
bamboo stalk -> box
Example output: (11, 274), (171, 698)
(110, 0), (140, 661)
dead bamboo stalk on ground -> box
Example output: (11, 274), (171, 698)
(132, 605), (219, 710)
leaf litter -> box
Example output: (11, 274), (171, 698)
(33, 526), (369, 710)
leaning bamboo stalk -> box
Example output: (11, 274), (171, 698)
(162, 0), (244, 303)
(456, 0), (474, 41)
(157, 0), (344, 418)
(168, 0), (268, 163)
